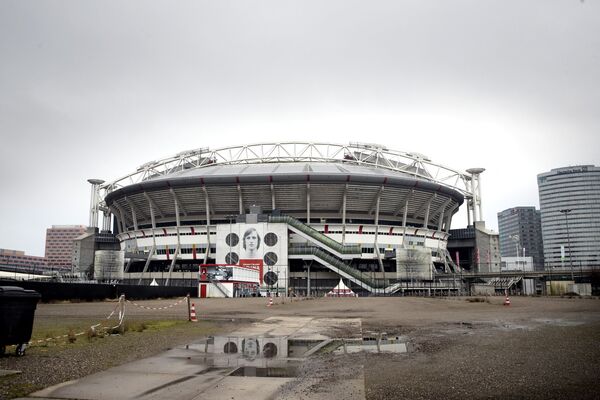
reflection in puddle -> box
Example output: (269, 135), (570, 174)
(202, 336), (410, 357)
(230, 366), (298, 378)
(189, 334), (410, 373)
(288, 339), (324, 357)
(333, 338), (409, 354)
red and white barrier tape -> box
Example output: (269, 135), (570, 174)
(125, 296), (187, 310)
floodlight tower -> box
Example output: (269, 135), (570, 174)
(466, 168), (485, 223)
(87, 179), (105, 228)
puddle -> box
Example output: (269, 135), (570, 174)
(333, 342), (408, 354)
(230, 366), (298, 377)
(332, 337), (409, 354)
(187, 329), (409, 372)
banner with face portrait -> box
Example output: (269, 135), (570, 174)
(216, 222), (288, 289)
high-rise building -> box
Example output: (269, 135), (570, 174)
(537, 165), (600, 269)
(45, 225), (88, 270)
(497, 207), (544, 270)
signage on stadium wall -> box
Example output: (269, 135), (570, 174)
(216, 222), (288, 289)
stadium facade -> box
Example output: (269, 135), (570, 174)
(85, 143), (485, 296)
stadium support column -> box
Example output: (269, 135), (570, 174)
(306, 181), (311, 225)
(114, 203), (127, 234)
(401, 194), (411, 248)
(237, 184), (243, 214)
(341, 184), (348, 245)
(271, 182), (276, 210)
(203, 186), (211, 264)
(166, 188), (182, 286)
(125, 197), (139, 231)
(140, 192), (157, 285)
(422, 193), (435, 228)
(374, 186), (384, 273)
(436, 199), (452, 231)
(445, 204), (458, 232)
(87, 179), (105, 228)
(125, 197), (140, 267)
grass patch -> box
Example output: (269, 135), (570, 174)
(0, 376), (39, 399)
(21, 318), (206, 354)
(144, 320), (183, 330)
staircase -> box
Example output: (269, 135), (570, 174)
(209, 277), (230, 297)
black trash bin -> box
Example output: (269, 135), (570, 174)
(0, 286), (41, 356)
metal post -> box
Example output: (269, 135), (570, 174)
(307, 263), (311, 297)
(187, 294), (191, 322)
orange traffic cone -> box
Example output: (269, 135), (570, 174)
(190, 303), (198, 321)
(503, 295), (511, 306)
(267, 297), (273, 307)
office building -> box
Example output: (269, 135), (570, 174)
(0, 248), (47, 273)
(497, 207), (544, 270)
(45, 225), (88, 270)
(537, 165), (600, 268)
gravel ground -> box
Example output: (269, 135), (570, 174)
(1, 296), (599, 400)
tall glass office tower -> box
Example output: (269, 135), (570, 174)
(537, 165), (600, 269)
(497, 207), (544, 270)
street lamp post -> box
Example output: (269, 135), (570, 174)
(559, 209), (575, 281)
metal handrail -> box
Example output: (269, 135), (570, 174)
(288, 246), (381, 288)
(269, 215), (361, 254)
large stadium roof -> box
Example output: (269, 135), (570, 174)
(105, 160), (464, 205)
(92, 143), (484, 230)
(100, 142), (477, 198)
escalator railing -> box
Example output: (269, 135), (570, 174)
(289, 246), (381, 289)
(269, 216), (361, 255)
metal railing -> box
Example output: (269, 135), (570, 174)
(269, 215), (361, 255)
(208, 276), (230, 298)
(288, 246), (381, 289)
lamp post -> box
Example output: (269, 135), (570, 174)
(559, 209), (574, 281)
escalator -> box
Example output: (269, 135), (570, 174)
(288, 246), (401, 294)
(273, 215), (406, 294)
(269, 216), (361, 258)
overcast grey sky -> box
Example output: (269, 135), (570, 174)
(1, 0), (599, 257)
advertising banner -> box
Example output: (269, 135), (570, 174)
(216, 222), (288, 290)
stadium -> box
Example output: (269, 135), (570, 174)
(86, 142), (484, 297)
